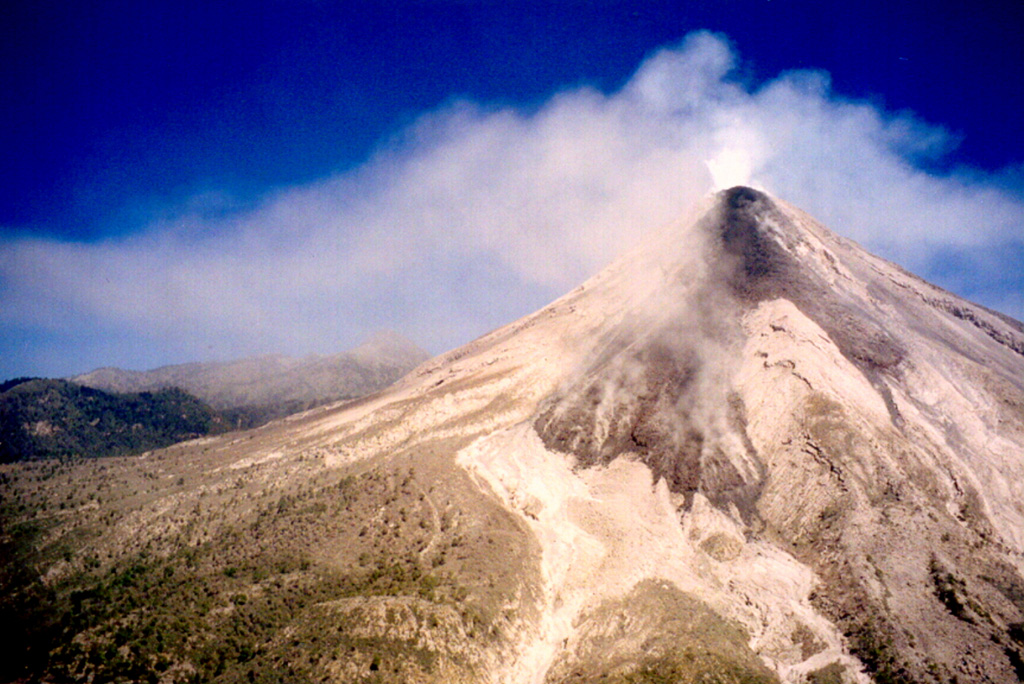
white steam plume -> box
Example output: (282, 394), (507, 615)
(1, 31), (1022, 376)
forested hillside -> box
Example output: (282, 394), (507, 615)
(0, 379), (227, 462)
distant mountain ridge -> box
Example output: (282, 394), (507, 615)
(72, 331), (430, 419)
(0, 333), (429, 462)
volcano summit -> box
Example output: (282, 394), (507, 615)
(3, 188), (1024, 684)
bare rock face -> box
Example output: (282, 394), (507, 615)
(5, 188), (1024, 684)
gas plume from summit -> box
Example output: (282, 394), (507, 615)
(8, 184), (1024, 683)
(706, 148), (754, 190)
(1, 31), (1023, 378)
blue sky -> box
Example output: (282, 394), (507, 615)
(2, 1), (1023, 379)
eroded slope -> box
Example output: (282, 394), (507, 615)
(5, 187), (1024, 684)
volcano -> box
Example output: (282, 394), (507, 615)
(4, 187), (1024, 684)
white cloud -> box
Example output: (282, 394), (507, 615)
(2, 30), (1022, 376)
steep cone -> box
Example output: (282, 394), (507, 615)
(6, 187), (1024, 684)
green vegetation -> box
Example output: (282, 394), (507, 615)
(929, 556), (971, 622)
(0, 456), (521, 684)
(618, 652), (777, 684)
(843, 617), (915, 684)
(548, 579), (779, 684)
(0, 514), (68, 679)
(806, 662), (845, 684)
(0, 379), (228, 462)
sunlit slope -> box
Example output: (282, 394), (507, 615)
(4, 187), (1024, 684)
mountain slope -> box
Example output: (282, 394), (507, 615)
(3, 187), (1024, 684)
(0, 379), (227, 462)
(73, 330), (430, 413)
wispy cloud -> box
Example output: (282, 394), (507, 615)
(2, 31), (1022, 376)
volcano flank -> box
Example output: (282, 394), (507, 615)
(4, 188), (1024, 684)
